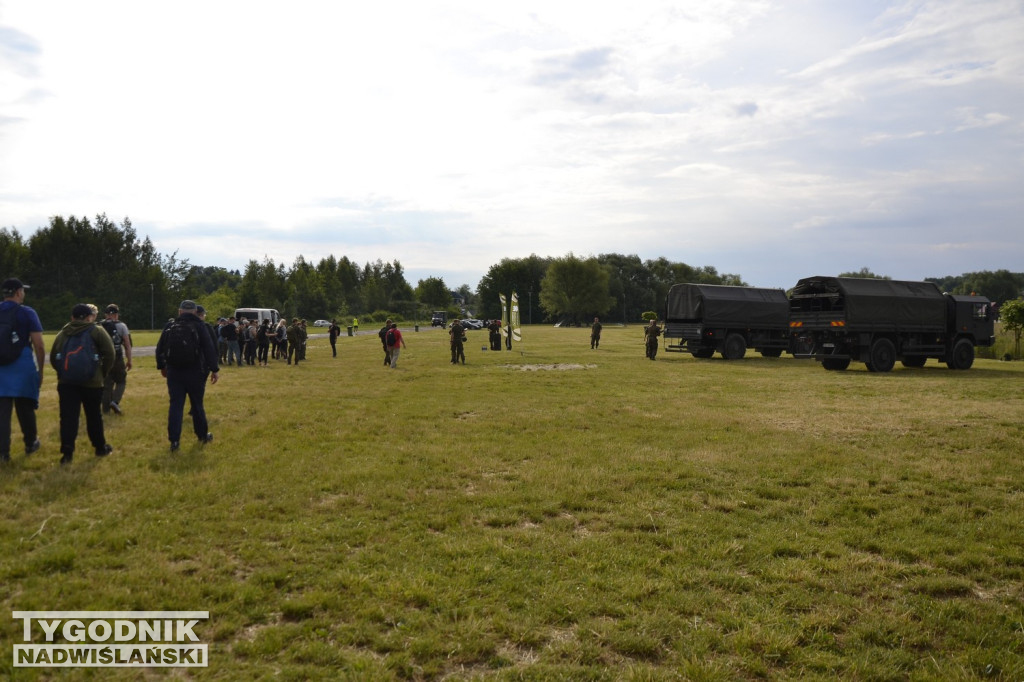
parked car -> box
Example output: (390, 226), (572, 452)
(313, 320), (330, 327)
(460, 319), (485, 330)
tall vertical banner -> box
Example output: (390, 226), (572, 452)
(510, 292), (522, 342)
(499, 293), (509, 349)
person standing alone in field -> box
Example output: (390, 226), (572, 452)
(386, 323), (406, 369)
(328, 319), (341, 357)
(0, 278), (45, 463)
(50, 303), (116, 465)
(591, 317), (602, 349)
(156, 300), (219, 452)
(100, 304), (132, 415)
(644, 319), (662, 360)
(449, 319), (465, 365)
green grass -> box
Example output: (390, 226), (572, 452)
(2, 326), (1023, 680)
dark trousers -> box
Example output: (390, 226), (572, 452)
(288, 343), (300, 365)
(166, 368), (210, 443)
(330, 339), (337, 357)
(102, 357), (128, 408)
(0, 396), (37, 456)
(382, 346), (391, 366)
(257, 342), (269, 364)
(451, 341), (465, 364)
(57, 384), (106, 456)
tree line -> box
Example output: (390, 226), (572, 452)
(3, 214), (1021, 329)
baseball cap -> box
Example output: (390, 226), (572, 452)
(71, 303), (94, 319)
(106, 304), (119, 313)
(2, 278), (28, 295)
(179, 300), (198, 311)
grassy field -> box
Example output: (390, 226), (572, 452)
(2, 325), (1023, 680)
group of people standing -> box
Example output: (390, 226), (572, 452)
(1, 279), (132, 465)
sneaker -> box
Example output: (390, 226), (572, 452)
(170, 441), (180, 452)
(200, 433), (214, 445)
(109, 402), (122, 415)
(25, 439), (41, 456)
(60, 454), (72, 465)
(95, 444), (113, 457)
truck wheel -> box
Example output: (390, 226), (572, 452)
(760, 349), (783, 358)
(868, 338), (896, 373)
(691, 348), (714, 359)
(822, 357), (850, 371)
(722, 333), (746, 360)
(901, 356), (927, 368)
(947, 338), (974, 370)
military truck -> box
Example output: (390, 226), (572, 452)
(788, 276), (994, 372)
(430, 311), (448, 327)
(664, 284), (791, 359)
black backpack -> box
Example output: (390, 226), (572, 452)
(101, 319), (123, 359)
(385, 328), (397, 346)
(164, 319), (201, 368)
(57, 326), (100, 385)
(0, 304), (24, 365)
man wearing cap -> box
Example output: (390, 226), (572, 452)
(49, 303), (116, 465)
(156, 300), (220, 452)
(0, 278), (45, 462)
(100, 304), (132, 415)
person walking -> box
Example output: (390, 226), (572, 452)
(449, 319), (465, 365)
(156, 300), (219, 451)
(378, 319), (393, 366)
(386, 322), (406, 369)
(100, 304), (132, 415)
(50, 303), (116, 465)
(644, 319), (662, 360)
(0, 278), (45, 462)
(590, 317), (602, 349)
(328, 319), (341, 357)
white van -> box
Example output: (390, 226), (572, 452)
(234, 308), (280, 326)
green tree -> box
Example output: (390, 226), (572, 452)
(415, 277), (450, 309)
(839, 267), (890, 279)
(1000, 299), (1024, 359)
(0, 228), (30, 279)
(477, 255), (550, 321)
(954, 270), (1023, 305)
(539, 254), (615, 323)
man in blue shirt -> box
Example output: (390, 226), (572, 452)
(0, 278), (45, 462)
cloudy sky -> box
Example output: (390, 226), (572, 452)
(1, 0), (1021, 291)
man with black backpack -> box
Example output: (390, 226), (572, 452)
(0, 278), (45, 463)
(156, 300), (220, 452)
(100, 304), (132, 415)
(49, 303), (116, 465)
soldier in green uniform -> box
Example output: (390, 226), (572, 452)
(449, 319), (466, 365)
(590, 317), (602, 349)
(644, 319), (661, 360)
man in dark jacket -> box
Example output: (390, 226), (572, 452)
(156, 300), (220, 451)
(49, 303), (116, 465)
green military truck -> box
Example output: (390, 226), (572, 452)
(663, 283), (792, 359)
(788, 276), (995, 372)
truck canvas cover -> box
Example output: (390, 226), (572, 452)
(666, 284), (789, 327)
(791, 277), (946, 327)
